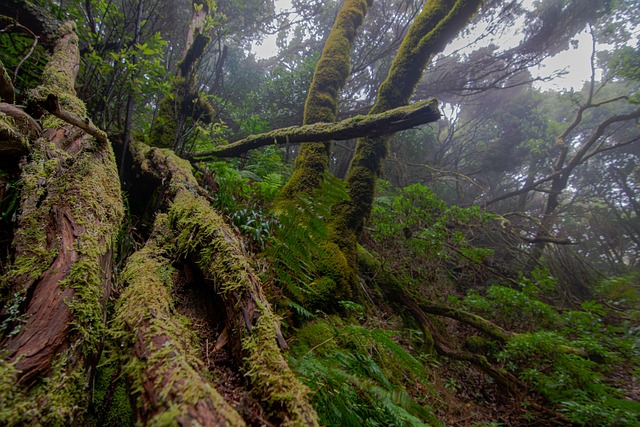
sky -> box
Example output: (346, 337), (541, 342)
(251, 1), (598, 92)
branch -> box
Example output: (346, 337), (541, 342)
(420, 303), (513, 342)
(43, 94), (108, 145)
(0, 102), (41, 136)
(190, 99), (440, 160)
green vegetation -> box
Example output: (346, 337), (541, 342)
(1, 0), (640, 425)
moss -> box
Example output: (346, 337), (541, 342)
(242, 314), (318, 427)
(282, 0), (373, 199)
(91, 362), (135, 427)
(303, 0), (373, 125)
(129, 141), (318, 425)
(463, 335), (497, 355)
(114, 233), (245, 426)
(293, 319), (339, 357)
(333, 0), (482, 259)
(0, 351), (90, 426)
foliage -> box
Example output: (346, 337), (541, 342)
(267, 173), (349, 310)
(202, 146), (291, 251)
(370, 182), (497, 285)
(290, 319), (441, 427)
(462, 272), (640, 425)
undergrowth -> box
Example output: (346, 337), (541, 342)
(290, 318), (442, 427)
(204, 158), (640, 426)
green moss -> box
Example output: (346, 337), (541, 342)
(282, 0), (373, 199)
(294, 319), (339, 357)
(114, 234), (245, 426)
(334, 0), (482, 258)
(242, 314), (318, 427)
(0, 352), (90, 426)
(91, 362), (135, 427)
(129, 141), (319, 425)
(463, 335), (497, 355)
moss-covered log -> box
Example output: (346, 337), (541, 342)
(0, 19), (124, 425)
(113, 222), (245, 426)
(191, 99), (439, 159)
(332, 0), (483, 267)
(281, 0), (373, 198)
(130, 140), (319, 426)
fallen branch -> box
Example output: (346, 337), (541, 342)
(190, 99), (440, 160)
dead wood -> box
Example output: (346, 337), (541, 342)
(190, 99), (440, 160)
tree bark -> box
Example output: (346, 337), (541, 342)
(0, 18), (123, 425)
(190, 99), (439, 160)
(114, 235), (246, 426)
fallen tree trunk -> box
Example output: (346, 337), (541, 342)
(130, 140), (319, 426)
(190, 99), (440, 160)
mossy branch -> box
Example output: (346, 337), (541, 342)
(190, 99), (440, 160)
(419, 303), (514, 342)
(41, 94), (108, 145)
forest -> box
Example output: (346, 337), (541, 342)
(0, 0), (639, 425)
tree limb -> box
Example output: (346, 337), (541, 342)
(190, 99), (440, 160)
(0, 102), (41, 136)
(43, 93), (108, 145)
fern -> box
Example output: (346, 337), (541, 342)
(267, 173), (348, 308)
(291, 319), (441, 427)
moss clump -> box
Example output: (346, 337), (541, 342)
(463, 335), (497, 355)
(293, 319), (339, 357)
(0, 352), (90, 426)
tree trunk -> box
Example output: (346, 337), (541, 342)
(0, 19), (124, 425)
(281, 0), (374, 198)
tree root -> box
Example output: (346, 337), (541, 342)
(114, 227), (246, 426)
(129, 140), (319, 426)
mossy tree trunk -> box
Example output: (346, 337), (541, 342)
(0, 13), (124, 425)
(280, 0), (374, 199)
(128, 140), (319, 426)
(332, 0), (484, 267)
